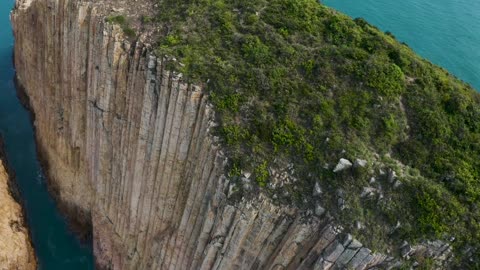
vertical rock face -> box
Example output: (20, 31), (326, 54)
(11, 0), (442, 269)
(0, 147), (37, 270)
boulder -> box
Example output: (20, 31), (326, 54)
(354, 159), (368, 168)
(333, 158), (353, 173)
(387, 169), (397, 183)
(315, 203), (326, 216)
(361, 187), (377, 197)
(313, 182), (323, 197)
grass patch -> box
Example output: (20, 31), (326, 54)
(106, 15), (136, 38)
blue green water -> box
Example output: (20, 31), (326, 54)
(323, 0), (480, 91)
(0, 1), (93, 269)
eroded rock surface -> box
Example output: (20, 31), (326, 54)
(0, 153), (37, 270)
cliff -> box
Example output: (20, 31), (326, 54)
(11, 0), (384, 268)
(11, 0), (477, 269)
(0, 141), (37, 270)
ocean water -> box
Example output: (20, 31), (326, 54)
(323, 0), (480, 91)
(0, 1), (93, 269)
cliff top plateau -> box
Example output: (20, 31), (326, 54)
(132, 0), (480, 267)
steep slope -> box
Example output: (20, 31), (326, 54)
(11, 0), (479, 269)
(0, 142), (37, 270)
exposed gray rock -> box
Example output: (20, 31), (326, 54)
(313, 256), (329, 270)
(313, 182), (323, 197)
(333, 158), (353, 173)
(338, 197), (346, 210)
(343, 234), (353, 247)
(349, 239), (363, 249)
(315, 203), (326, 216)
(241, 177), (253, 191)
(348, 247), (371, 269)
(412, 240), (452, 263)
(355, 221), (364, 230)
(386, 260), (405, 269)
(227, 183), (237, 198)
(390, 221), (402, 234)
(361, 187), (377, 197)
(400, 242), (413, 258)
(111, 7), (124, 12)
(388, 169), (397, 183)
(323, 240), (345, 262)
(335, 247), (358, 267)
(393, 180), (402, 189)
(354, 159), (368, 168)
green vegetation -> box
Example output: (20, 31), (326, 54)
(149, 0), (479, 266)
(106, 15), (136, 38)
(141, 15), (155, 24)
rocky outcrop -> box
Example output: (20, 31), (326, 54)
(11, 0), (449, 269)
(0, 143), (37, 270)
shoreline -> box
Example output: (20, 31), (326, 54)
(0, 136), (37, 269)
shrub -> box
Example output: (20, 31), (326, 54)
(106, 15), (126, 24)
(254, 161), (269, 187)
(141, 15), (154, 24)
(106, 14), (136, 38)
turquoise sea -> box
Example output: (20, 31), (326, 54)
(324, 0), (480, 91)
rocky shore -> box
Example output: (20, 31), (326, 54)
(0, 140), (36, 270)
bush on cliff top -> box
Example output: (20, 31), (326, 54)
(149, 0), (480, 266)
(106, 15), (136, 38)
